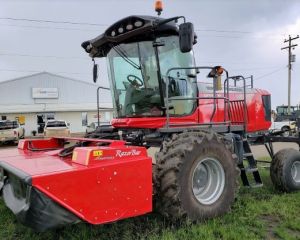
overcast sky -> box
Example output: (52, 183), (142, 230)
(0, 0), (300, 108)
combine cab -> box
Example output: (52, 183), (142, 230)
(1, 3), (300, 231)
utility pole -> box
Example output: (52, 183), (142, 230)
(281, 35), (299, 114)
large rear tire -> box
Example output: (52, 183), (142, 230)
(270, 148), (300, 192)
(155, 131), (239, 221)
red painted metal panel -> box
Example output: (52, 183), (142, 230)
(18, 138), (64, 150)
(0, 140), (153, 224)
(32, 154), (152, 224)
(111, 89), (271, 133)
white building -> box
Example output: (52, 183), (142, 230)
(0, 72), (113, 135)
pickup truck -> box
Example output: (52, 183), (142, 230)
(269, 120), (297, 137)
(44, 120), (70, 137)
(86, 121), (111, 134)
(0, 120), (25, 144)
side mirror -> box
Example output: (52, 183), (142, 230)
(179, 22), (194, 53)
(93, 63), (98, 83)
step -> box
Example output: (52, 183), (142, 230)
(250, 183), (263, 188)
(243, 153), (254, 157)
(241, 167), (258, 173)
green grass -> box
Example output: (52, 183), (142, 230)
(1, 166), (300, 240)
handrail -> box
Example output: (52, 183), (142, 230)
(167, 121), (232, 127)
(165, 67), (248, 132)
(224, 76), (247, 132)
(168, 96), (231, 127)
(97, 86), (110, 127)
(168, 96), (229, 101)
(165, 66), (229, 128)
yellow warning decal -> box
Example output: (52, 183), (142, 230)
(93, 150), (103, 157)
(72, 151), (78, 161)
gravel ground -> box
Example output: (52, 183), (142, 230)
(251, 142), (299, 159)
(147, 142), (300, 162)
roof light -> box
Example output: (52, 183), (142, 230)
(134, 21), (143, 27)
(155, 0), (163, 16)
(216, 66), (224, 75)
(118, 27), (124, 33)
(126, 24), (133, 30)
(111, 31), (116, 37)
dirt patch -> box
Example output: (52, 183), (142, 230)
(260, 214), (280, 240)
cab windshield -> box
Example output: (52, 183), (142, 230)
(107, 35), (197, 118)
(277, 106), (296, 115)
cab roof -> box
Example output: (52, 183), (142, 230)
(81, 15), (179, 58)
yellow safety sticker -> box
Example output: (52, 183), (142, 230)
(93, 150), (103, 157)
(72, 151), (78, 161)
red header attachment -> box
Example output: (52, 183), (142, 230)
(72, 145), (148, 166)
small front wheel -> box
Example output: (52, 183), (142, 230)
(270, 148), (300, 192)
(281, 126), (290, 137)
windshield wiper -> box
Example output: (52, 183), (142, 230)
(112, 45), (141, 70)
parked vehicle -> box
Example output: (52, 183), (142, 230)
(0, 120), (25, 144)
(275, 105), (300, 121)
(44, 120), (70, 137)
(269, 119), (296, 137)
(86, 121), (111, 134)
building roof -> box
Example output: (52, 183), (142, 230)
(0, 71), (103, 87)
(0, 72), (112, 114)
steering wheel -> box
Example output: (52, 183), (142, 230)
(127, 74), (143, 87)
